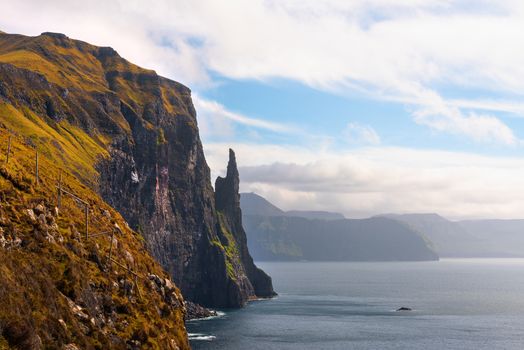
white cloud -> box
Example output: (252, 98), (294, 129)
(343, 123), (381, 145)
(408, 89), (518, 145)
(4, 0), (524, 218)
(193, 95), (294, 137)
(1, 0), (523, 143)
(205, 142), (524, 220)
(448, 98), (524, 117)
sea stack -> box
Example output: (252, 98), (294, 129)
(215, 149), (276, 301)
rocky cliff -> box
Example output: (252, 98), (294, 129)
(0, 30), (274, 311)
(215, 150), (276, 299)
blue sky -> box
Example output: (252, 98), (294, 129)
(5, 0), (524, 219)
(199, 75), (524, 156)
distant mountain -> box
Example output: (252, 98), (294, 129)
(458, 219), (524, 257)
(380, 214), (524, 257)
(241, 195), (524, 260)
(241, 193), (285, 216)
(240, 193), (345, 220)
(241, 194), (438, 261)
(285, 210), (345, 220)
(379, 213), (481, 257)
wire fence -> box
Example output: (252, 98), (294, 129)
(0, 131), (149, 298)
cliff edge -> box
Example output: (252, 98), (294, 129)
(0, 30), (274, 312)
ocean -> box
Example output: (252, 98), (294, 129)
(187, 259), (524, 349)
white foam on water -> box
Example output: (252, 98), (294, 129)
(188, 333), (217, 341)
(189, 310), (226, 322)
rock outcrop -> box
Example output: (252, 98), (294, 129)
(184, 301), (217, 321)
(215, 150), (276, 299)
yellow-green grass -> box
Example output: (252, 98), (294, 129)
(0, 127), (189, 349)
(0, 47), (106, 92)
(216, 212), (242, 281)
(0, 102), (108, 185)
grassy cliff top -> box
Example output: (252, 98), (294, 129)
(0, 31), (196, 186)
(0, 31), (189, 98)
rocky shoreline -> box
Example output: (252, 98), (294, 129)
(184, 301), (218, 321)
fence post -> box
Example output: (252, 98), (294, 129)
(134, 274), (142, 300)
(35, 150), (39, 186)
(57, 170), (62, 210)
(107, 230), (114, 272)
(124, 264), (129, 297)
(84, 205), (89, 239)
(5, 135), (11, 166)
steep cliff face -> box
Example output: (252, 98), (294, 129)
(215, 150), (276, 299)
(0, 31), (273, 308)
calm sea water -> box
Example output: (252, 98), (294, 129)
(187, 259), (524, 349)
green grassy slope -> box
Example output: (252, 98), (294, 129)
(0, 122), (189, 348)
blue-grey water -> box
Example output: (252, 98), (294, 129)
(187, 259), (524, 349)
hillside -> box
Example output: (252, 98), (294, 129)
(241, 194), (438, 261)
(0, 30), (274, 309)
(285, 210), (345, 221)
(382, 214), (524, 257)
(0, 130), (188, 349)
(458, 219), (524, 257)
(240, 193), (284, 217)
(241, 193), (345, 220)
(379, 213), (482, 257)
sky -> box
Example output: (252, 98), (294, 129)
(3, 0), (524, 219)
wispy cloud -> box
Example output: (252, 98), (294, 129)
(193, 95), (294, 135)
(343, 123), (381, 145)
(448, 98), (524, 117)
(408, 88), (518, 146)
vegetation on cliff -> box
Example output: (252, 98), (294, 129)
(0, 129), (189, 349)
(215, 150), (276, 301)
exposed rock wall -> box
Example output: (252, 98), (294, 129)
(215, 150), (276, 298)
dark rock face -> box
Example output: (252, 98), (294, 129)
(91, 52), (273, 307)
(93, 65), (275, 307)
(215, 150), (276, 299)
(96, 81), (269, 307)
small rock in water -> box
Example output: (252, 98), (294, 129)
(396, 307), (412, 311)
